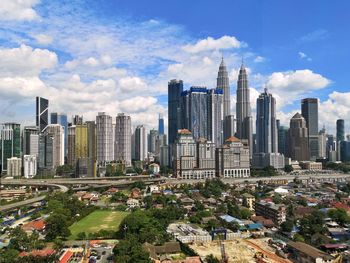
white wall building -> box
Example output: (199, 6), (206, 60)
(23, 155), (37, 178)
(7, 157), (22, 177)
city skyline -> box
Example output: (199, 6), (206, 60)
(0, 1), (349, 134)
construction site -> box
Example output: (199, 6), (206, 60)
(189, 238), (292, 263)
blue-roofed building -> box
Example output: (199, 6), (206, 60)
(219, 215), (245, 226)
(248, 223), (263, 230)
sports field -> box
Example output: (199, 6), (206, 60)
(69, 210), (129, 240)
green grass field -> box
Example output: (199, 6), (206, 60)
(69, 210), (129, 240)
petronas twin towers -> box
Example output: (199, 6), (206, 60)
(216, 57), (253, 156)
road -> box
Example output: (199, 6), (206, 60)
(1, 173), (349, 212)
(0, 183), (69, 212)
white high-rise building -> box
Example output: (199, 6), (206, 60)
(115, 113), (132, 166)
(7, 157), (22, 177)
(134, 125), (148, 161)
(45, 124), (65, 167)
(24, 155), (37, 178)
(96, 112), (113, 163)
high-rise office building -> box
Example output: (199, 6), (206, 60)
(45, 124), (65, 167)
(288, 113), (309, 161)
(236, 63), (253, 157)
(180, 87), (209, 140)
(22, 126), (39, 156)
(158, 114), (164, 135)
(73, 115), (83, 125)
(96, 112), (113, 163)
(51, 113), (68, 155)
(67, 125), (76, 166)
(255, 89), (278, 153)
(168, 79), (183, 144)
(301, 98), (319, 160)
(75, 124), (88, 159)
(36, 97), (49, 132)
(134, 125), (148, 161)
(86, 121), (97, 177)
(7, 157), (22, 177)
(208, 88), (223, 146)
(223, 115), (235, 140)
(336, 119), (345, 143)
(115, 113), (132, 166)
(1, 123), (21, 173)
(216, 57), (230, 119)
(318, 127), (327, 159)
(253, 90), (284, 169)
(148, 129), (158, 154)
(277, 123), (288, 156)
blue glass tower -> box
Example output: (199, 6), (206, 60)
(158, 114), (164, 135)
(51, 112), (68, 155)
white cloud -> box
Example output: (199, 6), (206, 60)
(0, 44), (57, 77)
(298, 51), (312, 61)
(0, 0), (40, 21)
(119, 96), (158, 113)
(32, 34), (53, 45)
(182, 36), (244, 53)
(118, 76), (148, 93)
(254, 56), (265, 63)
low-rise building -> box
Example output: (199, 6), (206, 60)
(287, 241), (333, 263)
(254, 201), (286, 224)
(167, 223), (211, 243)
(299, 161), (323, 171)
(242, 193), (255, 211)
(252, 152), (285, 169)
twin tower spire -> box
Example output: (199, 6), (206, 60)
(216, 57), (253, 156)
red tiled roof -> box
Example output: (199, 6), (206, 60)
(225, 136), (240, 142)
(60, 250), (73, 263)
(22, 219), (46, 231)
(331, 202), (350, 212)
(19, 248), (55, 257)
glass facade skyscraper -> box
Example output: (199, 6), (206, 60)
(1, 123), (21, 173)
(301, 98), (319, 160)
(36, 97), (49, 132)
(168, 79), (183, 144)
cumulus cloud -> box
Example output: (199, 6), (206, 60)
(182, 36), (244, 53)
(0, 0), (40, 21)
(0, 44), (57, 77)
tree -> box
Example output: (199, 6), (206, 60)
(113, 237), (152, 263)
(0, 249), (19, 263)
(328, 208), (350, 225)
(45, 213), (71, 241)
(205, 254), (220, 263)
(77, 232), (87, 240)
(240, 208), (252, 219)
(284, 165), (293, 173)
(281, 220), (294, 232)
(293, 233), (305, 242)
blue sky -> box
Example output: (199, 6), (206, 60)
(0, 0), (349, 134)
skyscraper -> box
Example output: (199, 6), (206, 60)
(236, 63), (253, 157)
(158, 114), (164, 135)
(216, 57), (230, 119)
(43, 124), (65, 168)
(301, 98), (319, 160)
(134, 125), (148, 161)
(148, 129), (158, 154)
(115, 113), (132, 166)
(180, 87), (209, 140)
(36, 97), (49, 132)
(86, 121), (97, 177)
(207, 88), (223, 146)
(168, 79), (183, 144)
(22, 126), (39, 156)
(336, 119), (345, 142)
(1, 123), (21, 173)
(223, 115), (235, 140)
(51, 113), (68, 155)
(67, 125), (76, 166)
(277, 121), (288, 156)
(96, 112), (113, 163)
(288, 113), (309, 161)
(255, 88), (278, 153)
(253, 89), (284, 169)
